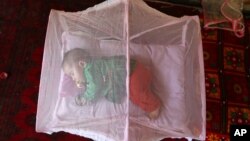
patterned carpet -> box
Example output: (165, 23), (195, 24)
(0, 1), (249, 141)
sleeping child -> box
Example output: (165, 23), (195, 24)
(62, 48), (161, 119)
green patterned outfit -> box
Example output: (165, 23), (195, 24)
(82, 56), (127, 103)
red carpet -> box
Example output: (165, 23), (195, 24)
(0, 1), (249, 141)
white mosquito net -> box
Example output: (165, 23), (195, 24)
(36, 0), (206, 141)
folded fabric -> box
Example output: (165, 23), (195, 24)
(202, 0), (245, 38)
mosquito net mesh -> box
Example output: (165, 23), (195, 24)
(36, 0), (206, 140)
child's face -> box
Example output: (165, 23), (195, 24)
(64, 60), (85, 88)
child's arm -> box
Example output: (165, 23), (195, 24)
(82, 65), (98, 101)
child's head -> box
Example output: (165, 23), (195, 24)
(62, 48), (88, 88)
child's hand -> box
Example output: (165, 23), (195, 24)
(76, 80), (85, 88)
(75, 95), (86, 106)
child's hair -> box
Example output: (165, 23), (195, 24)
(62, 48), (88, 71)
